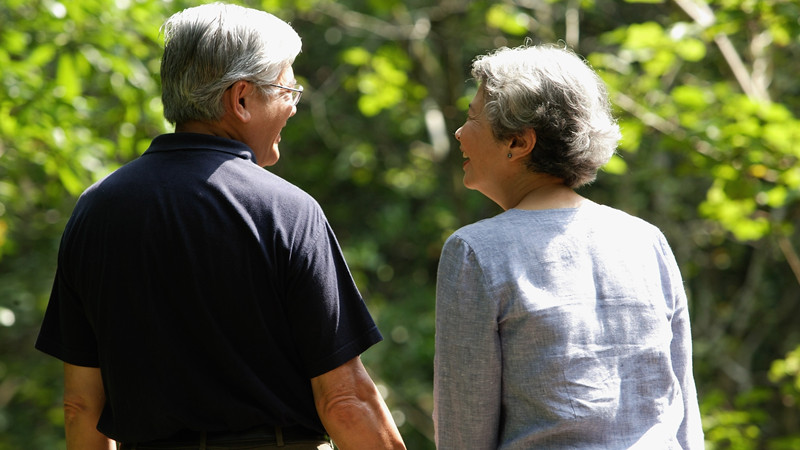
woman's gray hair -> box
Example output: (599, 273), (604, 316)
(472, 44), (621, 188)
(160, 3), (302, 125)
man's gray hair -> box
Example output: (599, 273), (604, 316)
(160, 2), (302, 125)
(472, 44), (621, 188)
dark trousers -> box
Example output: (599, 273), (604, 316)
(117, 425), (333, 450)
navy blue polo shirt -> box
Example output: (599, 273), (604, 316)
(36, 133), (382, 443)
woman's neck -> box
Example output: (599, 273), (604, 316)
(499, 174), (584, 211)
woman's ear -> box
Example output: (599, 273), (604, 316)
(508, 128), (536, 158)
(223, 80), (252, 123)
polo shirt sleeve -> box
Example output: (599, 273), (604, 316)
(283, 206), (382, 379)
(35, 262), (100, 368)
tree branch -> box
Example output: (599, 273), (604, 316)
(672, 0), (771, 102)
(565, 0), (580, 49)
(713, 33), (771, 102)
(612, 92), (685, 138)
(315, 1), (418, 40)
(777, 235), (800, 286)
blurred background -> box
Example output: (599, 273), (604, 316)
(1, 0), (799, 448)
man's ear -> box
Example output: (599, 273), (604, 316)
(508, 128), (536, 159)
(224, 80), (252, 123)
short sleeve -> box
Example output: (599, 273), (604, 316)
(35, 264), (100, 367)
(284, 209), (382, 378)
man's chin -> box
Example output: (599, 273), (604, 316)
(260, 145), (281, 167)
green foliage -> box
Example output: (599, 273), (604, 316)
(594, 7), (799, 243)
(2, 0), (800, 448)
(770, 345), (800, 414)
(1, 0), (174, 445)
(701, 344), (800, 449)
(341, 44), (424, 117)
(486, 4), (530, 36)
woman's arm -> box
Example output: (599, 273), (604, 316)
(659, 235), (704, 448)
(434, 236), (502, 449)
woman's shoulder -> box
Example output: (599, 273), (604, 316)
(442, 209), (558, 256)
(446, 212), (511, 245)
(583, 201), (664, 236)
(446, 202), (664, 251)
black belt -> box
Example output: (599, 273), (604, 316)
(120, 425), (328, 449)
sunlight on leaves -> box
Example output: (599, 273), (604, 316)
(602, 154), (628, 175)
(486, 4), (529, 36)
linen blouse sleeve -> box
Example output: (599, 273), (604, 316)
(434, 235), (502, 450)
(658, 233), (705, 448)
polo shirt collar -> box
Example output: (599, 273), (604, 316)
(145, 133), (256, 162)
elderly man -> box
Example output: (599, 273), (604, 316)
(35, 3), (405, 449)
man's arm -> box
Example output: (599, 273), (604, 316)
(311, 356), (405, 449)
(63, 363), (115, 450)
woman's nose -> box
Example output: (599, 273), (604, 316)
(454, 127), (462, 141)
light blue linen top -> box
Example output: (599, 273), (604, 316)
(434, 201), (704, 449)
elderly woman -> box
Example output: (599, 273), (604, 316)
(433, 44), (704, 449)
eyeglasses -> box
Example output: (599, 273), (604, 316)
(267, 83), (304, 106)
